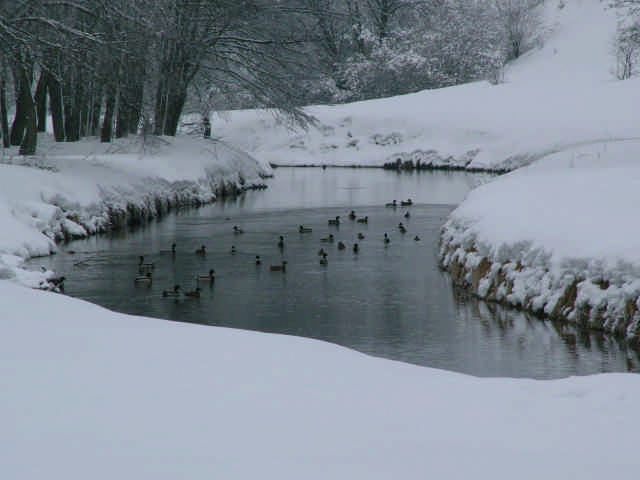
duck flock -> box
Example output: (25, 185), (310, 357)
(133, 198), (419, 299)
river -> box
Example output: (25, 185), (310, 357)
(31, 167), (640, 379)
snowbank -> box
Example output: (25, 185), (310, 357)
(440, 140), (640, 341)
(0, 134), (271, 288)
(212, 1), (638, 172)
(2, 279), (640, 479)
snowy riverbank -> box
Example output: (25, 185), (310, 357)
(439, 140), (640, 342)
(0, 134), (271, 288)
(3, 279), (640, 479)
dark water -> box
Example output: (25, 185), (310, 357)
(32, 168), (640, 379)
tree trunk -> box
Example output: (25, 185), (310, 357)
(0, 76), (9, 148)
(48, 73), (65, 142)
(10, 66), (28, 146)
(163, 88), (186, 136)
(101, 86), (116, 143)
(34, 73), (47, 132)
(63, 75), (80, 142)
(11, 65), (37, 155)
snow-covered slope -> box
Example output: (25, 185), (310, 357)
(3, 279), (640, 479)
(212, 0), (636, 171)
(0, 134), (271, 288)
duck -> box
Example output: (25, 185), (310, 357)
(353, 243), (359, 253)
(299, 225), (312, 233)
(320, 234), (335, 243)
(184, 287), (201, 298)
(385, 200), (397, 208)
(47, 275), (66, 292)
(414, 235), (421, 241)
(398, 222), (407, 234)
(134, 273), (152, 285)
(138, 256), (154, 275)
(162, 285), (182, 297)
(401, 198), (413, 206)
(230, 245), (237, 255)
(277, 235), (285, 249)
(318, 248), (326, 256)
(348, 210), (356, 220)
(328, 216), (340, 226)
(270, 260), (287, 272)
(357, 232), (365, 240)
(233, 225), (244, 234)
(404, 211), (410, 219)
(337, 241), (346, 250)
(197, 269), (215, 282)
(384, 233), (390, 245)
(160, 243), (176, 254)
(195, 245), (206, 256)
(255, 255), (262, 265)
(356, 216), (368, 224)
(319, 253), (328, 265)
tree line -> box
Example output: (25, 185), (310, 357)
(1, 0), (544, 155)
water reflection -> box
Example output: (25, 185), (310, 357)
(449, 287), (640, 378)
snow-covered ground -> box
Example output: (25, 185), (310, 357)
(2, 2), (640, 476)
(212, 1), (638, 172)
(0, 134), (271, 288)
(3, 279), (640, 479)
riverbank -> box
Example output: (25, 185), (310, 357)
(439, 140), (640, 343)
(212, 3), (636, 174)
(3, 279), (640, 479)
(0, 134), (271, 289)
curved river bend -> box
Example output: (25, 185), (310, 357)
(32, 168), (640, 379)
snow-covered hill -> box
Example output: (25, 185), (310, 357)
(213, 0), (637, 172)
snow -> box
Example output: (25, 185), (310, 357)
(212, 1), (637, 172)
(1, 1), (640, 476)
(0, 134), (271, 288)
(2, 279), (640, 479)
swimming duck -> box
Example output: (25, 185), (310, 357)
(197, 269), (215, 282)
(270, 261), (287, 272)
(195, 245), (206, 256)
(134, 273), (152, 285)
(401, 198), (413, 206)
(353, 243), (359, 253)
(328, 216), (340, 226)
(337, 241), (346, 250)
(277, 236), (285, 248)
(230, 245), (237, 255)
(299, 225), (312, 233)
(398, 222), (407, 234)
(233, 225), (244, 234)
(138, 256), (154, 275)
(384, 233), (390, 245)
(185, 287), (201, 298)
(320, 234), (335, 243)
(357, 232), (365, 240)
(255, 255), (262, 265)
(162, 285), (182, 297)
(356, 216), (368, 224)
(319, 253), (328, 265)
(160, 243), (176, 254)
(414, 235), (421, 241)
(348, 210), (356, 220)
(385, 200), (397, 208)
(318, 248), (326, 256)
(404, 211), (410, 219)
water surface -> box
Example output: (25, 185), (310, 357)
(33, 168), (640, 379)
